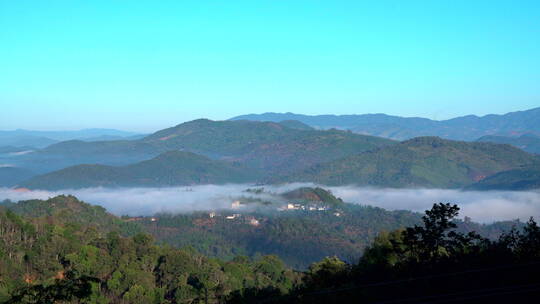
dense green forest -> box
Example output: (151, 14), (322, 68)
(0, 196), (300, 303)
(258, 203), (540, 303)
(1, 193), (534, 303)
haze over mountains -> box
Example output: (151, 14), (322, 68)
(21, 151), (259, 190)
(1, 107), (540, 191)
(0, 128), (143, 148)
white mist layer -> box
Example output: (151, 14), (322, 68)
(0, 184), (311, 216)
(1, 184), (539, 223)
(329, 187), (540, 223)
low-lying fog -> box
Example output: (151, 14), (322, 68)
(1, 184), (539, 223)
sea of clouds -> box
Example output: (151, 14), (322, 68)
(1, 184), (539, 223)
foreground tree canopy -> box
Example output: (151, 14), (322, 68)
(1, 197), (539, 303)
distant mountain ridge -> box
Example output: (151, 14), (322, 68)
(230, 107), (540, 141)
(0, 128), (143, 148)
(12, 119), (392, 175)
(6, 117), (540, 191)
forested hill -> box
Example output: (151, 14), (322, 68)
(279, 136), (540, 188)
(11, 119), (394, 176)
(8, 119), (540, 190)
(231, 107), (540, 141)
(141, 119), (395, 174)
(17, 136), (540, 190)
(20, 151), (260, 190)
(467, 166), (540, 191)
(0, 196), (298, 303)
(0, 195), (531, 303)
(0, 195), (142, 235)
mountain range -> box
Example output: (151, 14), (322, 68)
(231, 107), (540, 141)
(2, 107), (540, 191)
(7, 119), (393, 176)
(19, 135), (540, 190)
(21, 151), (259, 190)
(278, 136), (540, 188)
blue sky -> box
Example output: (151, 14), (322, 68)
(1, 0), (539, 132)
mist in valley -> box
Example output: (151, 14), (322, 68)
(1, 184), (539, 223)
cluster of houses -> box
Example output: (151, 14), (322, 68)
(279, 203), (342, 217)
(208, 211), (260, 226)
(204, 199), (342, 225)
(278, 203), (329, 211)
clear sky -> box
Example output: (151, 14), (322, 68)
(1, 0), (539, 132)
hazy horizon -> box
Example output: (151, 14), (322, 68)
(1, 105), (537, 133)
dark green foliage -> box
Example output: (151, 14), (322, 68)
(0, 196), (300, 304)
(139, 202), (514, 270)
(140, 205), (421, 270)
(5, 271), (99, 304)
(0, 195), (142, 236)
(281, 187), (343, 207)
(1, 195), (535, 303)
(252, 203), (540, 303)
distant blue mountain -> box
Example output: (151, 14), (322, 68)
(0, 128), (143, 148)
(231, 107), (540, 141)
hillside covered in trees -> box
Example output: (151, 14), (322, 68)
(279, 137), (540, 188)
(3, 118), (540, 191)
(7, 119), (394, 177)
(0, 196), (299, 303)
(477, 133), (540, 154)
(20, 151), (260, 190)
(0, 196), (538, 303)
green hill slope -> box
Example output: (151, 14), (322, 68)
(16, 119), (395, 176)
(277, 120), (314, 130)
(280, 137), (540, 188)
(0, 195), (141, 235)
(468, 166), (540, 190)
(282, 187), (344, 207)
(477, 134), (540, 154)
(0, 167), (35, 187)
(141, 119), (396, 175)
(20, 151), (259, 190)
